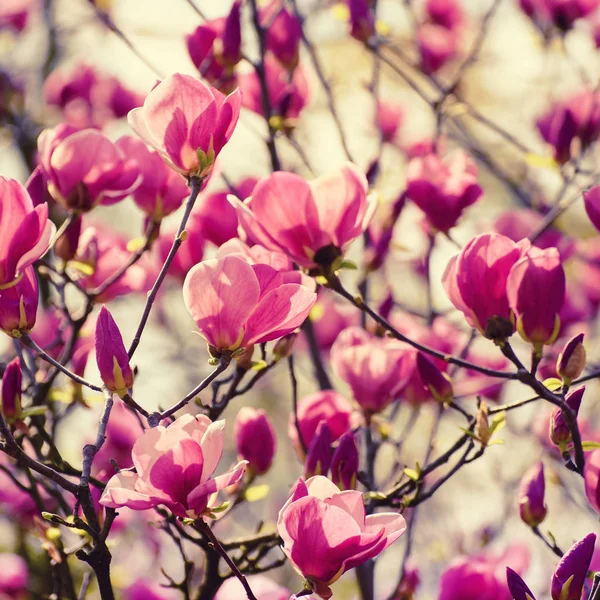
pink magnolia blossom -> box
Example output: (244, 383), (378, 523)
(238, 57), (310, 127)
(585, 449), (600, 513)
(426, 0), (464, 29)
(124, 580), (178, 600)
(347, 0), (376, 43)
(331, 326), (412, 416)
(551, 533), (596, 600)
(518, 461), (547, 527)
(520, 0), (599, 32)
(0, 177), (54, 288)
(192, 190), (240, 248)
(128, 73), (241, 178)
(261, 1), (303, 70)
(115, 136), (189, 221)
(37, 126), (141, 211)
(183, 255), (316, 354)
(100, 414), (247, 518)
(0, 553), (28, 598)
(234, 407), (276, 475)
(506, 247), (566, 348)
(0, 266), (38, 337)
(231, 163), (373, 271)
(216, 575), (289, 600)
(406, 150), (483, 232)
(376, 100), (404, 143)
(1, 357), (22, 421)
(443, 233), (529, 339)
(0, 0), (33, 33)
(418, 23), (459, 74)
(277, 476), (406, 599)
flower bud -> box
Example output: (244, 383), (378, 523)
(234, 407), (276, 475)
(584, 449), (600, 513)
(394, 560), (420, 600)
(54, 215), (82, 263)
(220, 1), (242, 68)
(1, 357), (22, 421)
(416, 352), (453, 404)
(273, 332), (297, 361)
(549, 386), (584, 448)
(304, 421), (332, 478)
(348, 0), (375, 43)
(556, 333), (586, 383)
(330, 431), (359, 490)
(551, 533), (595, 600)
(0, 267), (38, 338)
(584, 185), (600, 233)
(263, 2), (302, 70)
(475, 400), (492, 447)
(518, 461), (547, 528)
(95, 306), (133, 397)
(506, 567), (537, 600)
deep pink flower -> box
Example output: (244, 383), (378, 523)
(347, 0), (376, 43)
(549, 386), (585, 447)
(556, 332), (586, 382)
(238, 57), (309, 126)
(95, 306), (134, 398)
(376, 100), (404, 144)
(0, 266), (38, 337)
(261, 1), (303, 70)
(426, 0), (464, 29)
(231, 163), (373, 271)
(585, 449), (600, 513)
(278, 476), (406, 599)
(54, 215), (82, 263)
(406, 150), (482, 232)
(115, 136), (189, 220)
(331, 327), (412, 417)
(234, 407), (276, 475)
(290, 391), (355, 458)
(159, 219), (205, 283)
(0, 177), (54, 287)
(330, 431), (359, 491)
(183, 255), (316, 354)
(100, 414), (247, 518)
(0, 0), (33, 33)
(518, 461), (547, 527)
(506, 568), (536, 600)
(506, 247), (566, 347)
(416, 352), (453, 404)
(38, 126), (141, 211)
(304, 421), (332, 479)
(124, 580), (178, 600)
(537, 90), (600, 163)
(128, 73), (241, 178)
(520, 0), (599, 32)
(216, 575), (289, 600)
(584, 184), (600, 233)
(1, 357), (22, 421)
(0, 553), (28, 598)
(418, 24), (459, 74)
(443, 233), (529, 339)
(192, 190), (240, 247)
(551, 533), (595, 600)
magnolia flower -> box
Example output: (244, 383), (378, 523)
(128, 73), (241, 178)
(277, 476), (406, 599)
(0, 177), (55, 288)
(183, 256), (316, 355)
(234, 407), (276, 475)
(100, 414), (247, 518)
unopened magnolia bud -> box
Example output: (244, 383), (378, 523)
(304, 421), (332, 478)
(416, 352), (453, 404)
(0, 267), (38, 338)
(234, 407), (276, 475)
(273, 333), (297, 361)
(220, 1), (242, 68)
(549, 386), (584, 448)
(394, 560), (420, 600)
(551, 533), (596, 600)
(475, 400), (491, 447)
(54, 215), (82, 263)
(95, 306), (133, 397)
(506, 568), (537, 600)
(1, 357), (22, 421)
(330, 431), (359, 490)
(348, 0), (376, 43)
(518, 461), (547, 528)
(556, 333), (585, 383)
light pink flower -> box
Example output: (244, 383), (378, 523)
(183, 255), (316, 353)
(231, 163), (374, 271)
(0, 177), (55, 288)
(38, 126), (141, 211)
(216, 575), (289, 600)
(376, 100), (404, 143)
(0, 553), (28, 598)
(128, 73), (241, 178)
(100, 414), (247, 518)
(277, 476), (406, 599)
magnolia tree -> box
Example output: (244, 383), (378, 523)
(2, 0), (600, 599)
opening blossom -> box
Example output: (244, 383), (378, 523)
(277, 476), (406, 599)
(183, 255), (316, 356)
(100, 414), (247, 519)
(128, 73), (241, 179)
(230, 163), (374, 273)
(0, 177), (55, 288)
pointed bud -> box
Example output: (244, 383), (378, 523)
(273, 332), (297, 361)
(416, 352), (453, 404)
(0, 267), (38, 338)
(348, 0), (375, 43)
(54, 216), (82, 263)
(1, 357), (22, 421)
(234, 407), (277, 475)
(330, 431), (359, 490)
(95, 306), (133, 397)
(506, 568), (537, 600)
(550, 386), (584, 448)
(394, 561), (420, 600)
(551, 533), (595, 600)
(556, 333), (586, 384)
(221, 1), (242, 68)
(263, 3), (302, 70)
(304, 421), (332, 478)
(518, 461), (547, 528)
(475, 400), (492, 447)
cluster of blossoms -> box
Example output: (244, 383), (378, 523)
(3, 1), (600, 599)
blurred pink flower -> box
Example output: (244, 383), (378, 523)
(216, 575), (289, 600)
(183, 255), (316, 353)
(100, 414), (247, 518)
(520, 0), (599, 33)
(128, 73), (241, 178)
(261, 1), (303, 70)
(234, 407), (276, 475)
(418, 23), (459, 74)
(0, 553), (28, 599)
(518, 461), (547, 527)
(376, 100), (404, 143)
(277, 476), (406, 599)
(0, 0), (34, 33)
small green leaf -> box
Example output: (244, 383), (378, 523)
(403, 468), (420, 481)
(542, 377), (563, 392)
(489, 412), (506, 436)
(250, 360), (268, 372)
(339, 260), (358, 270)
